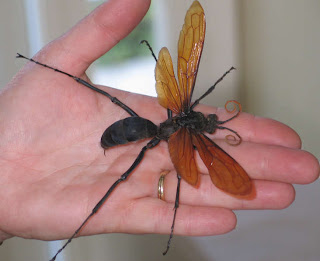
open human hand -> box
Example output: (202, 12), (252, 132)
(0, 0), (319, 246)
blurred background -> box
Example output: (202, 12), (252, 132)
(1, 0), (319, 260)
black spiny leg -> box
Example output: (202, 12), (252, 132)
(16, 53), (138, 117)
(49, 137), (160, 261)
(162, 79), (174, 254)
(167, 109), (172, 119)
(163, 175), (181, 255)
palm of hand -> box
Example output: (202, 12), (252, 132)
(0, 62), (172, 240)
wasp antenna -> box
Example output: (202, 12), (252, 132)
(16, 53), (24, 59)
(140, 40), (157, 62)
(218, 126), (242, 146)
(225, 134), (242, 146)
(216, 100), (242, 125)
(191, 67), (236, 110)
(225, 100), (242, 114)
(217, 110), (241, 125)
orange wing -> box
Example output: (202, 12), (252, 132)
(168, 128), (199, 186)
(177, 0), (205, 110)
(192, 133), (252, 196)
(155, 1), (205, 113)
(155, 48), (183, 114)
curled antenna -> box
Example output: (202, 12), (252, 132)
(225, 100), (242, 114)
(218, 100), (243, 146)
(140, 40), (157, 62)
(225, 133), (242, 146)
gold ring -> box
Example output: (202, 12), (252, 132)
(158, 171), (169, 200)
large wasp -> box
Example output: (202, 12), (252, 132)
(17, 1), (252, 260)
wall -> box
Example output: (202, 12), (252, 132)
(241, 0), (320, 158)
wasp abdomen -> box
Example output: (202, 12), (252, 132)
(101, 117), (157, 149)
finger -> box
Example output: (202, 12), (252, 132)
(147, 143), (318, 208)
(182, 179), (295, 210)
(36, 0), (151, 74)
(154, 174), (295, 210)
(121, 139), (318, 203)
(90, 198), (237, 236)
(213, 141), (320, 184)
(198, 104), (301, 149)
(147, 139), (319, 185)
(223, 113), (301, 149)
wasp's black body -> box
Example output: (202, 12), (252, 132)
(101, 117), (157, 149)
(158, 111), (220, 138)
(101, 111), (222, 149)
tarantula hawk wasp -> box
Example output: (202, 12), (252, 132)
(17, 0), (253, 260)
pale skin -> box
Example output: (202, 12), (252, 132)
(0, 0), (319, 244)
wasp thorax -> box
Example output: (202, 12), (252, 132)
(157, 118), (180, 140)
(177, 111), (207, 131)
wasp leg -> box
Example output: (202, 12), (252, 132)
(49, 137), (160, 261)
(163, 174), (181, 255)
(16, 53), (138, 117)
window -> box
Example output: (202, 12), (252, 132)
(88, 0), (156, 96)
(88, 0), (157, 97)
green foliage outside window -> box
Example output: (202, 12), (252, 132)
(88, 1), (154, 66)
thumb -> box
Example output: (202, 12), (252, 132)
(36, 0), (151, 75)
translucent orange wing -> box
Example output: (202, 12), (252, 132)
(155, 1), (205, 113)
(192, 133), (252, 196)
(177, 0), (206, 111)
(155, 48), (183, 114)
(168, 128), (199, 186)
